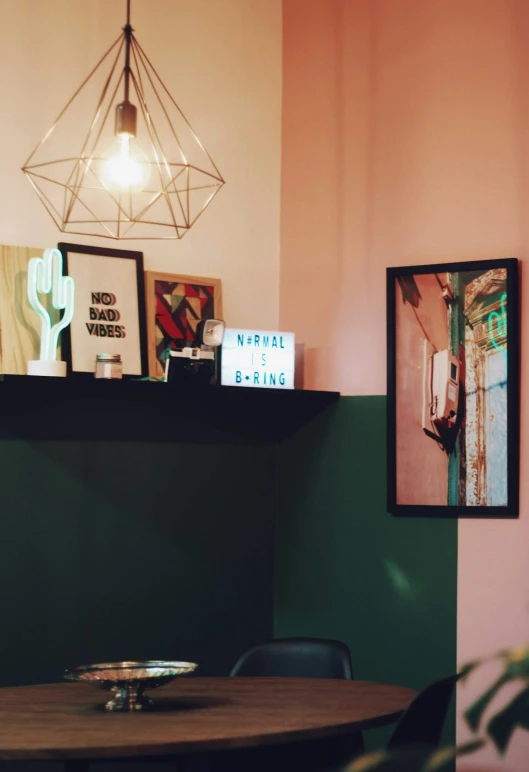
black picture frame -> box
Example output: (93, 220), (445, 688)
(58, 242), (148, 378)
(387, 257), (519, 517)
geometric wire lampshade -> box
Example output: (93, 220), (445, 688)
(22, 0), (224, 240)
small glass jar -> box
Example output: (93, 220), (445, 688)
(95, 353), (123, 379)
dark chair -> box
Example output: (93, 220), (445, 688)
(387, 673), (461, 750)
(230, 637), (353, 679)
(228, 637), (362, 769)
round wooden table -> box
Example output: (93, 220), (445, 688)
(0, 678), (415, 770)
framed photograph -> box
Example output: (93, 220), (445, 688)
(59, 243), (147, 377)
(387, 258), (519, 517)
(144, 271), (222, 377)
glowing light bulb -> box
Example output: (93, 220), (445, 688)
(101, 134), (151, 195)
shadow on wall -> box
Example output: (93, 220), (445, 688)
(0, 438), (276, 685)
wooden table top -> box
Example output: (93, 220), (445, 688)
(0, 678), (416, 761)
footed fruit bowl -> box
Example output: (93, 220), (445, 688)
(65, 660), (198, 711)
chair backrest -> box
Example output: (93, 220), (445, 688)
(230, 637), (353, 679)
(387, 673), (461, 750)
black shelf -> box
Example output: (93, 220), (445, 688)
(0, 375), (339, 443)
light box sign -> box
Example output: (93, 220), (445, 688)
(221, 329), (295, 389)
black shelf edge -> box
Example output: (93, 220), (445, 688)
(0, 376), (340, 444)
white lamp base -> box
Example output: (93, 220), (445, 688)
(27, 360), (67, 377)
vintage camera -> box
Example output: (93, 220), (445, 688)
(165, 319), (225, 385)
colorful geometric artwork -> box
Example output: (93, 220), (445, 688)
(145, 272), (222, 377)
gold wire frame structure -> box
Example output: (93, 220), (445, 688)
(21, 8), (225, 240)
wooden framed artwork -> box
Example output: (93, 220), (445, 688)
(387, 258), (519, 517)
(59, 243), (148, 377)
(144, 271), (222, 377)
(0, 244), (49, 374)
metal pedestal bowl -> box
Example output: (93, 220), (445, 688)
(65, 660), (198, 711)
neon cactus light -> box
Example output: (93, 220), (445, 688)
(27, 248), (74, 364)
(488, 293), (507, 359)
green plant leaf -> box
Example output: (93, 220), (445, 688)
(486, 685), (529, 754)
(345, 748), (429, 772)
(345, 751), (389, 772)
(503, 648), (529, 679)
(460, 645), (529, 681)
(424, 740), (484, 771)
(423, 747), (457, 771)
(518, 703), (529, 730)
(421, 740), (485, 772)
(345, 741), (486, 772)
(457, 739), (486, 754)
(459, 660), (481, 680)
(464, 674), (510, 731)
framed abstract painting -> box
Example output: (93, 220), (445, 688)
(387, 258), (519, 517)
(144, 271), (222, 378)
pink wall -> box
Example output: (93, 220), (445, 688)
(0, 0), (282, 331)
(281, 0), (529, 769)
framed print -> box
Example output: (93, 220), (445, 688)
(387, 258), (519, 517)
(59, 243), (147, 377)
(0, 244), (48, 374)
(144, 271), (222, 378)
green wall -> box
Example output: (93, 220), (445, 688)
(0, 396), (458, 760)
(275, 397), (458, 747)
(0, 439), (276, 687)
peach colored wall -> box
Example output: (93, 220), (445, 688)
(281, 0), (529, 769)
(0, 0), (281, 330)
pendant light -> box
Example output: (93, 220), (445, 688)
(22, 0), (225, 240)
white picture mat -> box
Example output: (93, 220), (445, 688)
(67, 252), (142, 374)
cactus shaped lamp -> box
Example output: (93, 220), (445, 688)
(27, 248), (75, 377)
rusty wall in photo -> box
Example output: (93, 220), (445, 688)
(463, 269), (507, 506)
